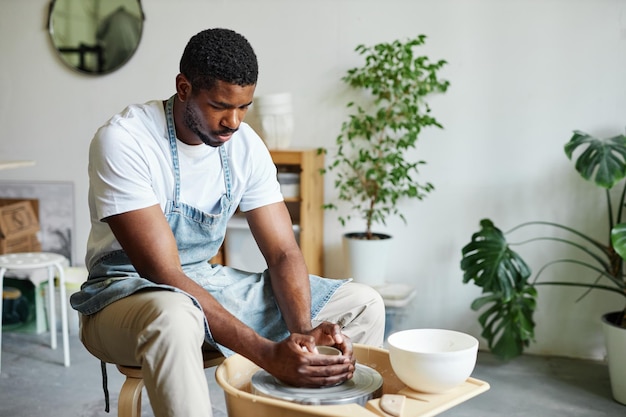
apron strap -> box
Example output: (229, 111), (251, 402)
(101, 360), (110, 413)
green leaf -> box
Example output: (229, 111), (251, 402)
(564, 130), (626, 189)
(611, 222), (626, 260)
(461, 219), (532, 299)
(461, 219), (538, 361)
(471, 286), (537, 361)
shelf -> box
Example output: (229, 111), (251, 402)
(0, 160), (36, 170)
(212, 149), (324, 275)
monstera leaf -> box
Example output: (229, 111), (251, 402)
(565, 131), (626, 189)
(471, 287), (537, 360)
(461, 219), (532, 297)
(461, 219), (537, 360)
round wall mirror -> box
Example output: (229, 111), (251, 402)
(48, 0), (144, 75)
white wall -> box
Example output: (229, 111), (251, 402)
(1, 0), (625, 360)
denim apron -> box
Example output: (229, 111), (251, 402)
(71, 95), (346, 357)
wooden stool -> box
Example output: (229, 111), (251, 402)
(115, 350), (225, 417)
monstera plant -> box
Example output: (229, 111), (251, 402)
(461, 130), (626, 361)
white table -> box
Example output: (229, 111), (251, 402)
(0, 252), (70, 372)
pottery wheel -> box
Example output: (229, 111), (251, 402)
(250, 363), (383, 406)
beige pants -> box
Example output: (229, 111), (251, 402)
(79, 281), (385, 417)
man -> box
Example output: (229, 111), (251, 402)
(71, 28), (385, 417)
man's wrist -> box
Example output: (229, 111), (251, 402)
(291, 321), (314, 335)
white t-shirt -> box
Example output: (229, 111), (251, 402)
(85, 99), (283, 268)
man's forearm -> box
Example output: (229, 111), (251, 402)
(268, 250), (313, 334)
(159, 269), (271, 361)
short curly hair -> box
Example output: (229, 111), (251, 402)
(179, 28), (258, 91)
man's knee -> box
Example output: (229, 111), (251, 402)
(318, 282), (386, 347)
(343, 282), (385, 321)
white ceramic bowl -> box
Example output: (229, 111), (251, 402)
(387, 329), (479, 393)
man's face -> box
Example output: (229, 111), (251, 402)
(183, 80), (255, 147)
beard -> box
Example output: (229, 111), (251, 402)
(183, 102), (237, 147)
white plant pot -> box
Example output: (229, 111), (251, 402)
(343, 232), (392, 287)
(601, 311), (626, 405)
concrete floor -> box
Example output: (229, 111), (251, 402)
(0, 330), (624, 417)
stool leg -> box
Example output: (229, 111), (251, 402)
(55, 263), (70, 367)
(47, 266), (57, 350)
(0, 267), (6, 373)
(118, 375), (144, 417)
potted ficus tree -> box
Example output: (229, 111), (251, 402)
(319, 35), (449, 286)
(460, 130), (626, 404)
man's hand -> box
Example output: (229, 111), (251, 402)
(306, 321), (354, 359)
(262, 332), (355, 388)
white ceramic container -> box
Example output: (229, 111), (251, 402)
(387, 328), (479, 393)
(254, 92), (294, 149)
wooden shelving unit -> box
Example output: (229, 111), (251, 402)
(270, 148), (325, 276)
(211, 149), (325, 276)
